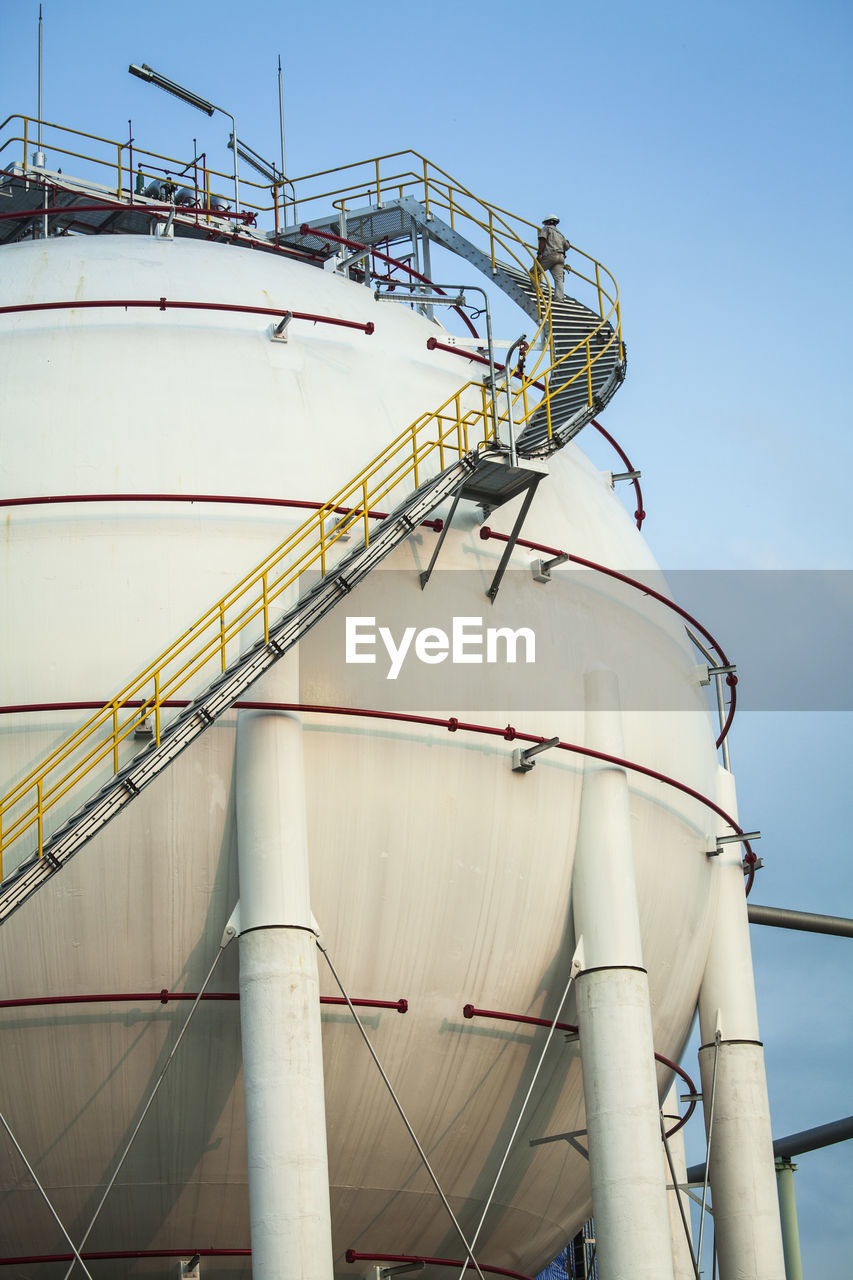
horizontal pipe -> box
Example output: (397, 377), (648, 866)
(747, 904), (853, 938)
(0, 297), (375, 334)
(0, 992), (408, 1013)
(345, 1251), (532, 1280)
(0, 494), (442, 533)
(463, 1005), (697, 1137)
(771, 1115), (853, 1160)
(0, 700), (756, 877)
(0, 1248), (250, 1266)
(478, 524), (738, 756)
(686, 1115), (853, 1183)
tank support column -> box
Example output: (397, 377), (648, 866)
(696, 766), (785, 1280)
(236, 664), (334, 1280)
(571, 666), (676, 1280)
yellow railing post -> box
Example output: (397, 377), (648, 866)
(154, 672), (161, 746)
(37, 780), (43, 860)
(616, 300), (624, 361)
(262, 574), (270, 642)
(219, 603), (227, 671)
(586, 339), (593, 405)
(411, 424), (419, 487)
(117, 143), (123, 197)
(375, 158), (381, 204)
(595, 262), (604, 319)
(319, 513), (326, 578)
(449, 187), (455, 229)
(423, 157), (430, 219)
(488, 210), (496, 273)
(23, 117), (28, 173)
(112, 702), (119, 773)
(362, 483), (369, 545)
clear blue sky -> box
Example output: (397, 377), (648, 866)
(4, 0), (851, 1274)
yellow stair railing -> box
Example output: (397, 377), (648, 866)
(0, 125), (625, 882)
(0, 376), (505, 879)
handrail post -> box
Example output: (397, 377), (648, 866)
(154, 672), (161, 746)
(595, 262), (604, 319)
(112, 702), (119, 773)
(219, 603), (227, 671)
(488, 210), (496, 273)
(37, 780), (43, 860)
(411, 423), (419, 488)
(616, 300), (624, 361)
(423, 157), (429, 219)
(586, 338), (593, 405)
(375, 157), (381, 205)
(319, 512), (326, 577)
(362, 482), (369, 545)
(116, 143), (122, 198)
(262, 574), (270, 643)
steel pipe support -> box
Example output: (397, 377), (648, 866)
(236, 659), (333, 1280)
(697, 767), (785, 1280)
(572, 666), (676, 1280)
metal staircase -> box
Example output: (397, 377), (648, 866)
(0, 144), (628, 921)
(0, 431), (542, 922)
(282, 194), (625, 456)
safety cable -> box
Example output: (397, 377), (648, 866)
(316, 939), (485, 1280)
(0, 1110), (95, 1280)
(59, 927), (234, 1280)
(659, 1112), (701, 1280)
(696, 1030), (721, 1270)
(458, 959), (580, 1280)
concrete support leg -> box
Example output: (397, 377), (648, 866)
(662, 1084), (696, 1280)
(572, 666), (675, 1280)
(697, 766), (785, 1280)
(236, 666), (334, 1280)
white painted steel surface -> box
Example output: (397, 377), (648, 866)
(236, 657), (333, 1278)
(0, 235), (722, 1276)
(662, 1084), (695, 1280)
(572, 667), (675, 1280)
(697, 769), (785, 1280)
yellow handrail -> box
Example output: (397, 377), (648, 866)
(0, 120), (625, 879)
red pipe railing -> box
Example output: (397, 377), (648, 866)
(477, 525), (737, 752)
(0, 992), (408, 1013)
(591, 417), (645, 530)
(0, 699), (757, 890)
(462, 1005), (697, 1137)
(0, 494), (441, 532)
(0, 296), (375, 334)
(0, 1249), (250, 1266)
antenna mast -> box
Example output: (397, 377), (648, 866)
(277, 56), (287, 209)
(37, 5), (44, 155)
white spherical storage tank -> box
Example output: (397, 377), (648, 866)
(0, 229), (723, 1278)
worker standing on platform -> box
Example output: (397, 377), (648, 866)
(537, 216), (571, 302)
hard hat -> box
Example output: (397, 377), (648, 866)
(542, 215), (560, 225)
